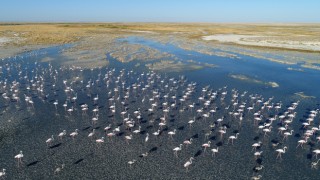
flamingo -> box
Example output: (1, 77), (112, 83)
(107, 130), (116, 141)
(183, 138), (193, 147)
(252, 141), (262, 151)
(128, 160), (136, 168)
(173, 144), (183, 157)
(184, 157), (194, 172)
(263, 126), (272, 137)
(58, 130), (67, 140)
(46, 135), (54, 146)
(251, 175), (262, 180)
(217, 117), (224, 125)
(276, 146), (288, 159)
(104, 124), (112, 131)
(125, 134), (133, 144)
(67, 106), (74, 115)
(70, 129), (79, 139)
(297, 138), (308, 148)
(228, 133), (239, 145)
(277, 124), (288, 134)
(145, 133), (149, 143)
(133, 126), (141, 134)
(14, 151), (23, 167)
(211, 147), (219, 157)
(311, 159), (320, 169)
(218, 127), (227, 139)
(254, 151), (263, 159)
(54, 164), (65, 174)
(95, 137), (105, 148)
(188, 117), (196, 128)
(168, 129), (177, 139)
(283, 130), (294, 140)
(202, 141), (211, 152)
(313, 149), (320, 158)
(53, 100), (58, 109)
(88, 129), (96, 138)
(0, 168), (6, 177)
(96, 137), (105, 143)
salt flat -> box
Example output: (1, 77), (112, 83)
(202, 34), (320, 51)
(0, 37), (11, 46)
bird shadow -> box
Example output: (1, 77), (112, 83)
(49, 143), (62, 149)
(146, 125), (153, 129)
(82, 126), (91, 131)
(307, 142), (315, 147)
(141, 120), (147, 124)
(233, 130), (239, 133)
(149, 147), (158, 153)
(307, 154), (312, 159)
(209, 136), (216, 141)
(74, 158), (84, 165)
(216, 142), (223, 147)
(27, 160), (40, 167)
(22, 117), (30, 121)
(194, 150), (202, 157)
(256, 158), (263, 164)
(191, 134), (199, 139)
(117, 132), (125, 137)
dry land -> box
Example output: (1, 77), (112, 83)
(1, 23), (319, 70)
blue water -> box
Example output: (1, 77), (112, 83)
(0, 37), (319, 179)
(121, 36), (320, 100)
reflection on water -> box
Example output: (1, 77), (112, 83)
(0, 39), (319, 179)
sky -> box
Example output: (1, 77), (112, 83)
(0, 0), (319, 23)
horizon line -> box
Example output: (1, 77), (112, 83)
(1, 21), (320, 25)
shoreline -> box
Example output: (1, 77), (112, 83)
(1, 23), (320, 71)
(202, 34), (320, 52)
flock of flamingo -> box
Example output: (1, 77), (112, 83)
(0, 55), (319, 179)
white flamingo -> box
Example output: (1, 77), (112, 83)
(128, 160), (136, 168)
(14, 151), (24, 167)
(0, 168), (6, 177)
(88, 129), (96, 138)
(70, 129), (79, 139)
(313, 149), (320, 159)
(211, 147), (219, 157)
(252, 141), (262, 151)
(283, 130), (294, 140)
(173, 144), (183, 157)
(58, 130), (67, 140)
(311, 159), (320, 169)
(254, 151), (263, 159)
(125, 134), (133, 144)
(46, 135), (54, 146)
(168, 129), (177, 139)
(184, 157), (194, 172)
(276, 146), (287, 159)
(228, 133), (239, 145)
(145, 133), (149, 143)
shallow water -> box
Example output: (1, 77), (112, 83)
(0, 38), (319, 179)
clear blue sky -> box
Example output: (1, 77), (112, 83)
(0, 0), (319, 23)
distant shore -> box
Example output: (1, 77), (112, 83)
(1, 23), (319, 70)
(202, 34), (320, 52)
